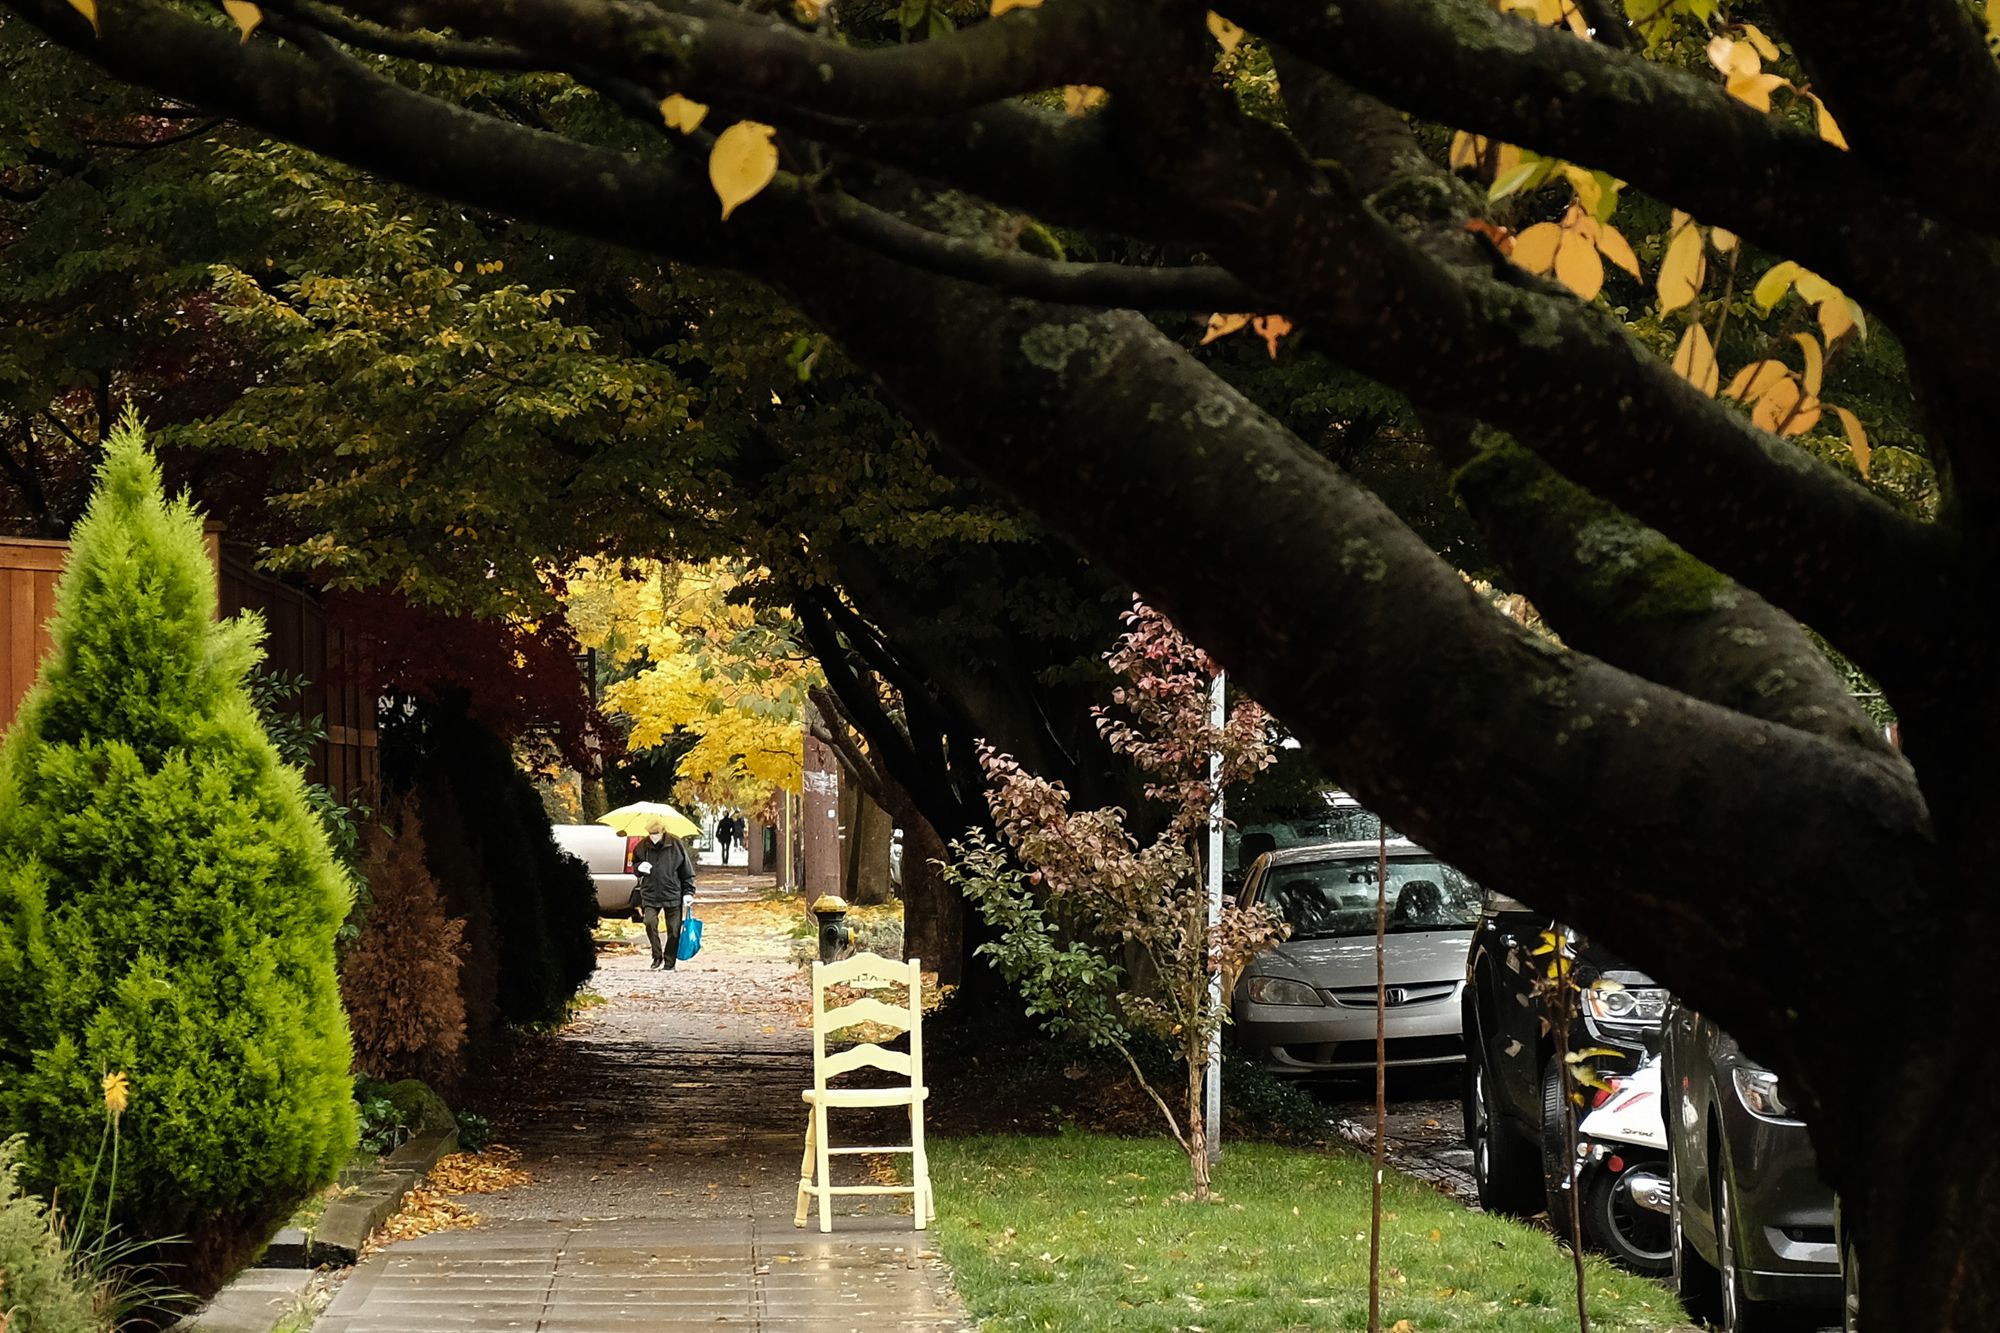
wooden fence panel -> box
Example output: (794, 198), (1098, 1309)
(0, 536), (377, 806)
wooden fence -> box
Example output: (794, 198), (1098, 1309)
(0, 531), (378, 804)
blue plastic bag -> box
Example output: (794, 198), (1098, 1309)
(677, 915), (704, 961)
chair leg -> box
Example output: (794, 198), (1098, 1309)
(910, 1102), (933, 1230)
(794, 1108), (815, 1229)
(814, 1103), (834, 1233)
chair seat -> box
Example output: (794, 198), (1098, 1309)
(802, 1086), (930, 1108)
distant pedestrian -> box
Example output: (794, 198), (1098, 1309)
(717, 813), (741, 864)
(634, 818), (696, 971)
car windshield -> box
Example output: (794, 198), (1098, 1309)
(1262, 856), (1480, 939)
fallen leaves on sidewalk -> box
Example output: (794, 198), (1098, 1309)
(428, 1144), (531, 1194)
(362, 1187), (480, 1254)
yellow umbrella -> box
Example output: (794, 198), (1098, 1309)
(597, 801), (700, 839)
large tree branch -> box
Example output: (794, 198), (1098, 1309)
(1221, 0), (1992, 322)
(335, 0), (1105, 123)
(1099, 37), (1957, 691)
(769, 245), (1935, 1093)
(1766, 0), (2000, 231)
(1276, 62), (1895, 757)
(9, 0), (736, 264)
(1439, 422), (1898, 758)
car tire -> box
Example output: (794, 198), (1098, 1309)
(1713, 1149), (1785, 1332)
(1841, 1225), (1860, 1333)
(1540, 1059), (1577, 1228)
(1465, 1023), (1542, 1216)
(1586, 1160), (1673, 1276)
(1672, 1157), (1724, 1326)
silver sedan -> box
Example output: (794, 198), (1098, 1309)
(1232, 840), (1480, 1075)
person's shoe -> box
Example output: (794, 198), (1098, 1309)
(650, 956), (663, 970)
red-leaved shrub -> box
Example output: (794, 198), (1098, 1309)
(340, 802), (469, 1089)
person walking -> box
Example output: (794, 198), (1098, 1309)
(634, 818), (696, 971)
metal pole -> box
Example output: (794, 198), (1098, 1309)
(1204, 670), (1225, 1164)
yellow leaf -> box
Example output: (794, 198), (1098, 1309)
(1793, 270), (1839, 305)
(1064, 85), (1108, 117)
(1253, 313), (1293, 358)
(1672, 323), (1719, 397)
(1509, 222), (1562, 275)
(1783, 397), (1822, 437)
(709, 121), (779, 221)
(1670, 208), (1692, 233)
(1844, 299), (1868, 342)
(1449, 131), (1480, 171)
(1595, 224), (1641, 279)
(1561, 165), (1601, 218)
(1723, 359), (1791, 403)
(1809, 93), (1849, 149)
(1751, 260), (1801, 312)
(990, 0), (1040, 12)
(1200, 313), (1251, 345)
(1834, 406), (1871, 475)
(1657, 224), (1705, 313)
(1751, 375), (1802, 433)
(65, 0), (98, 33)
(1391, 1322), (1415, 1333)
(1706, 35), (1758, 78)
(1791, 332), (1823, 398)
(1553, 230), (1604, 300)
(1726, 72), (1789, 113)
(1740, 23), (1780, 60)
(1819, 296), (1855, 345)
(1206, 11), (1245, 55)
(659, 94), (709, 134)
(222, 0), (261, 40)
(1710, 227), (1738, 253)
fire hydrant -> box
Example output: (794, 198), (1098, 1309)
(813, 894), (853, 964)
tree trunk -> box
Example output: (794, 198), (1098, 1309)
(898, 815), (963, 984)
(845, 790), (896, 906)
(1186, 1053), (1211, 1201)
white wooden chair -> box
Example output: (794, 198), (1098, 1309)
(794, 952), (935, 1232)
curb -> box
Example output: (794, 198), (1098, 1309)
(307, 1127), (460, 1267)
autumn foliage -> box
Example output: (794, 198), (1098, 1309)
(951, 601), (1284, 1199)
(340, 802), (469, 1090)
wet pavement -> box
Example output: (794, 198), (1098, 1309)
(318, 872), (968, 1332)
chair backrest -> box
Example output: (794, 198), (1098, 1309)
(810, 952), (925, 1091)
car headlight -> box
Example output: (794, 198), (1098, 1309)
(1733, 1068), (1798, 1121)
(1245, 976), (1323, 1007)
(1581, 984), (1669, 1025)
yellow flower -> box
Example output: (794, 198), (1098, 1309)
(101, 1071), (130, 1117)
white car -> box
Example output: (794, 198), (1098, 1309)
(1232, 839), (1480, 1074)
(550, 823), (638, 918)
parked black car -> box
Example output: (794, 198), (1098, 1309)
(1459, 891), (1667, 1218)
(1661, 1001), (1839, 1331)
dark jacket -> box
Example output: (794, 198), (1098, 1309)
(633, 834), (696, 909)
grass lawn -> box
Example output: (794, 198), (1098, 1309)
(929, 1133), (1688, 1332)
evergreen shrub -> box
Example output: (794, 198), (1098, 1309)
(0, 421), (357, 1299)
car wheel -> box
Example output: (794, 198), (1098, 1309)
(1713, 1152), (1783, 1332)
(1586, 1159), (1673, 1275)
(1672, 1158), (1724, 1325)
(1841, 1227), (1860, 1332)
(1540, 1059), (1578, 1226)
(1465, 1027), (1541, 1215)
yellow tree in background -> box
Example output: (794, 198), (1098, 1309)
(566, 559), (813, 810)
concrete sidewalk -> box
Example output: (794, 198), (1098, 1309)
(317, 900), (967, 1333)
(316, 1218), (961, 1333)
